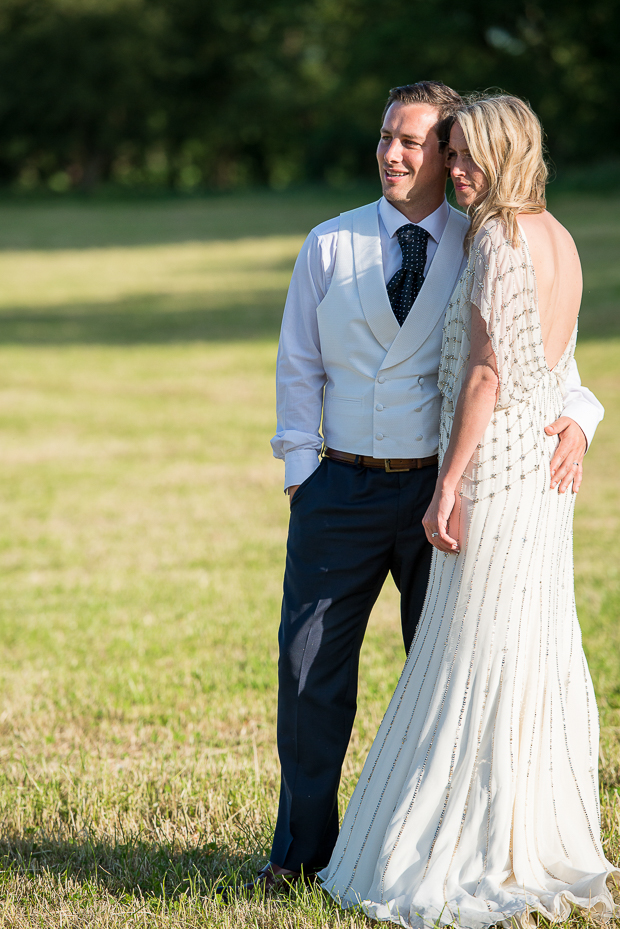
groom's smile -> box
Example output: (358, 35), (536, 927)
(377, 101), (449, 223)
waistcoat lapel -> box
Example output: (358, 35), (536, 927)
(380, 207), (468, 370)
(351, 201), (400, 351)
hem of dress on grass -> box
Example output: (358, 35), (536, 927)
(319, 869), (620, 929)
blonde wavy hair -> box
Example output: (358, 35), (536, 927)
(454, 94), (548, 249)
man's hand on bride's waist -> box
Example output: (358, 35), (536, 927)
(545, 416), (586, 494)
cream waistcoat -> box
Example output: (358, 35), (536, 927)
(317, 200), (469, 459)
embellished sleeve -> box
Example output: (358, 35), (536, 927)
(469, 221), (543, 409)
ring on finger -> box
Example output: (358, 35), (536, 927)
(571, 461), (579, 466)
(431, 532), (439, 538)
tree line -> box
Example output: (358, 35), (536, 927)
(0, 0), (617, 191)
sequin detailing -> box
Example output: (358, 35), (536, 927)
(319, 220), (619, 928)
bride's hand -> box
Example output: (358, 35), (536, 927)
(422, 485), (460, 553)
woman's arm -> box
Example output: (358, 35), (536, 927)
(422, 306), (499, 553)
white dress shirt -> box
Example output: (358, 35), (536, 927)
(271, 197), (604, 490)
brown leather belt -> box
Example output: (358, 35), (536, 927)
(323, 447), (438, 472)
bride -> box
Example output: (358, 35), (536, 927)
(319, 94), (620, 927)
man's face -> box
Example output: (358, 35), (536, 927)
(376, 102), (448, 220)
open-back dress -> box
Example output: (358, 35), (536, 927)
(319, 219), (620, 928)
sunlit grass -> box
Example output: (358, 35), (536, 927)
(0, 190), (617, 926)
(0, 238), (298, 308)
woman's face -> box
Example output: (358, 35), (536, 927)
(447, 123), (489, 209)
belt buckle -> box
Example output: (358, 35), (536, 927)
(384, 458), (410, 472)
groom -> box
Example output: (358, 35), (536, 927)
(255, 81), (603, 890)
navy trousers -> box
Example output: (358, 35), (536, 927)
(270, 456), (437, 872)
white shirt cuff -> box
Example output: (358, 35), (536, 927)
(284, 449), (321, 492)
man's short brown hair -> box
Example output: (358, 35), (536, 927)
(382, 81), (463, 146)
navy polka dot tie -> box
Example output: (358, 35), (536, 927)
(387, 224), (430, 326)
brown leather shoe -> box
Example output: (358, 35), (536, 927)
(216, 863), (301, 900)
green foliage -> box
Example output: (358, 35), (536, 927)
(0, 0), (619, 191)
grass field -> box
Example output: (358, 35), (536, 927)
(0, 188), (618, 927)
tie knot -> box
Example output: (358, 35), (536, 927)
(396, 224), (429, 273)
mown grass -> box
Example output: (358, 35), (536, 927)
(0, 189), (617, 927)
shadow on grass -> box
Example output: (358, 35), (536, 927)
(0, 188), (380, 252)
(577, 301), (620, 342)
(0, 292), (286, 344)
(0, 298), (615, 346)
(0, 830), (264, 898)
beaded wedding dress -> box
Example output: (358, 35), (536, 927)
(319, 220), (620, 928)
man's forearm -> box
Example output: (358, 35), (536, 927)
(271, 406), (324, 492)
(271, 224), (333, 491)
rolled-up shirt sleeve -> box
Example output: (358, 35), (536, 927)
(561, 357), (604, 449)
(271, 225), (335, 490)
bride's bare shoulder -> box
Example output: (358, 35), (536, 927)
(517, 210), (579, 258)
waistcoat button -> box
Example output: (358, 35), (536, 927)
(418, 376), (425, 386)
(375, 433), (384, 441)
(375, 404), (384, 411)
(377, 376), (386, 383)
(415, 434), (423, 441)
(414, 407), (422, 413)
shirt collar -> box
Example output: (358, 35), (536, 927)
(379, 196), (450, 244)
